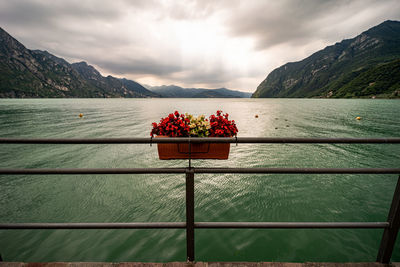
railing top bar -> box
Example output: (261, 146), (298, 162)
(0, 168), (399, 175)
(1, 137), (400, 144)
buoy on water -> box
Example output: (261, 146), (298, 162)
(255, 114), (259, 118)
(356, 116), (361, 120)
(79, 113), (83, 118)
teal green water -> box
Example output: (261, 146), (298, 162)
(0, 98), (399, 262)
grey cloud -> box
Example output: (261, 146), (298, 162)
(162, 0), (236, 20)
(0, 0), (132, 50)
(172, 64), (243, 86)
(0, 0), (124, 26)
(90, 58), (183, 76)
(226, 0), (400, 49)
(177, 71), (229, 85)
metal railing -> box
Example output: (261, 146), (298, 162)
(0, 137), (399, 263)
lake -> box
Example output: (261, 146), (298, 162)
(0, 98), (399, 262)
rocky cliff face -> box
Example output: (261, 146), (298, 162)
(252, 20), (400, 98)
(0, 27), (158, 98)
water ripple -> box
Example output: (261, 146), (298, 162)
(0, 98), (399, 262)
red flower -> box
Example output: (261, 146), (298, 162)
(151, 111), (190, 137)
(208, 110), (238, 137)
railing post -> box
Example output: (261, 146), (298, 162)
(186, 168), (195, 262)
(377, 175), (400, 263)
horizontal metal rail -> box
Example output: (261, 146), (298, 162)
(194, 168), (400, 174)
(0, 222), (186, 229)
(0, 168), (187, 175)
(194, 222), (389, 229)
(0, 222), (388, 229)
(1, 168), (399, 175)
(1, 137), (400, 144)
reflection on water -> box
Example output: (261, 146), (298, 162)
(0, 98), (399, 262)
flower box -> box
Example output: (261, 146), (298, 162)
(151, 110), (237, 160)
(156, 136), (230, 160)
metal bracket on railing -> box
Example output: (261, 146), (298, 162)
(149, 136), (153, 147)
(235, 135), (238, 146)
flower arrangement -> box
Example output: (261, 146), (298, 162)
(150, 110), (238, 137)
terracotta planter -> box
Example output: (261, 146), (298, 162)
(156, 136), (230, 160)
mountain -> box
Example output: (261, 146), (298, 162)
(70, 62), (159, 98)
(149, 85), (252, 98)
(0, 27), (158, 98)
(252, 20), (400, 98)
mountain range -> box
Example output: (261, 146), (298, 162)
(0, 27), (159, 98)
(0, 27), (251, 98)
(148, 85), (252, 98)
(252, 20), (400, 98)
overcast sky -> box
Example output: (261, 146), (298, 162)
(1, 0), (399, 92)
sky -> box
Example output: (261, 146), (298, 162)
(1, 0), (399, 92)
